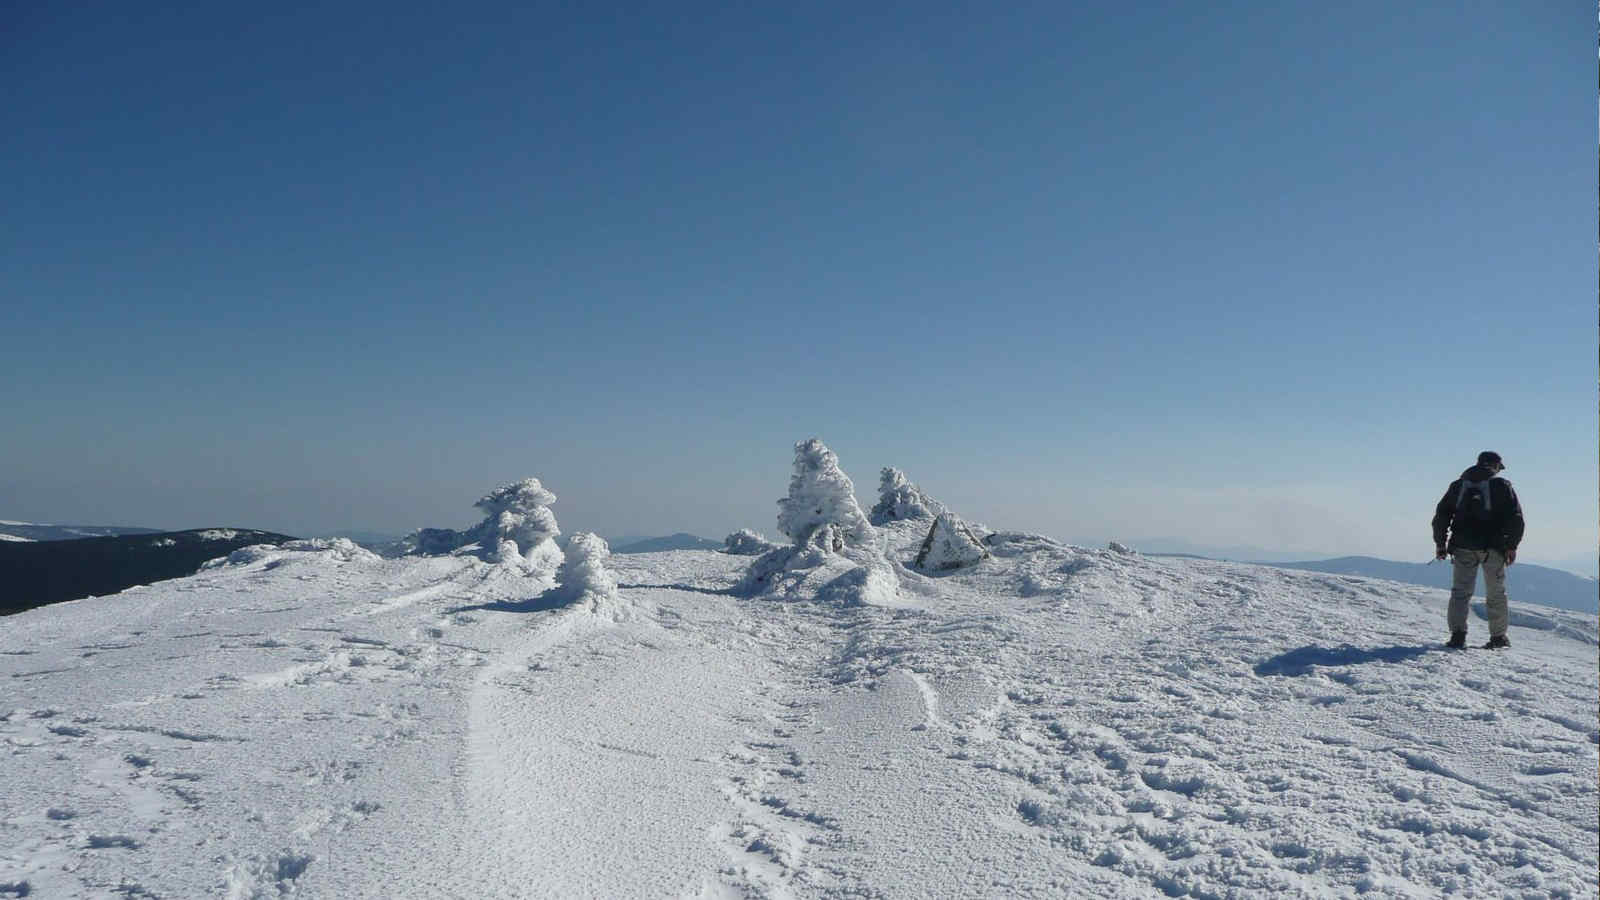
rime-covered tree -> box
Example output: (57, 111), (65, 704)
(869, 467), (942, 525)
(474, 478), (560, 565)
(775, 439), (875, 551)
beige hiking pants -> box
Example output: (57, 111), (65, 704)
(1448, 548), (1509, 637)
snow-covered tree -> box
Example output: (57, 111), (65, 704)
(776, 439), (875, 550)
(914, 512), (990, 571)
(869, 467), (943, 525)
(474, 478), (561, 567)
(556, 532), (621, 617)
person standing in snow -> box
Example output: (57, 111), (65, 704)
(1432, 451), (1524, 650)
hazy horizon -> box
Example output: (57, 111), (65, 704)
(5, 3), (1593, 573)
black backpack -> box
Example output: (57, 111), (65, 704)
(1455, 479), (1495, 525)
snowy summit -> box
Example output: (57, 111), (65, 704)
(1, 441), (1595, 898)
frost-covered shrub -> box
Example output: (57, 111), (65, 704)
(914, 512), (990, 571)
(394, 527), (468, 557)
(555, 532), (621, 617)
(723, 529), (777, 556)
(393, 477), (563, 572)
(776, 439), (874, 550)
(869, 467), (942, 525)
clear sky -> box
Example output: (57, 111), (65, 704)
(4, 1), (1595, 572)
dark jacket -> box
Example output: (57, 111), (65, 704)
(1432, 465), (1525, 552)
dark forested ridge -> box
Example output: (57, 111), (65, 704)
(0, 529), (296, 615)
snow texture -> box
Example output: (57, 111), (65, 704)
(775, 439), (875, 550)
(722, 528), (778, 556)
(868, 467), (943, 525)
(1, 498), (1595, 899)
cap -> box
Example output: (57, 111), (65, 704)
(1477, 451), (1505, 469)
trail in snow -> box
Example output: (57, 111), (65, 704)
(0, 522), (1594, 898)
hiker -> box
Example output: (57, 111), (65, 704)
(1432, 451), (1525, 650)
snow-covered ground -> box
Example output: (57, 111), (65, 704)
(2, 522), (1595, 898)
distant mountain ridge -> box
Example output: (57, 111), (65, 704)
(0, 521), (163, 542)
(610, 533), (722, 554)
(1257, 555), (1598, 615)
(0, 529), (296, 616)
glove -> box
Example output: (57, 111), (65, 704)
(1505, 548), (1516, 565)
(1435, 545), (1448, 561)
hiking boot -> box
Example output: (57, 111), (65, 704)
(1445, 631), (1467, 649)
(1482, 634), (1510, 650)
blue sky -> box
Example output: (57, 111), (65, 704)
(4, 1), (1594, 571)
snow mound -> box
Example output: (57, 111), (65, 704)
(775, 439), (875, 550)
(983, 531), (1066, 558)
(817, 561), (904, 607)
(1472, 600), (1598, 645)
(554, 532), (622, 618)
(280, 537), (380, 563)
(722, 528), (778, 556)
(201, 537), (378, 569)
(914, 512), (990, 571)
(869, 467), (943, 525)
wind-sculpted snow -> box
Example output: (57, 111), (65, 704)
(553, 532), (622, 618)
(1, 512), (1595, 897)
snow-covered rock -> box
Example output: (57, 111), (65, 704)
(1107, 540), (1135, 554)
(775, 438), (875, 550)
(914, 512), (990, 571)
(868, 467), (942, 525)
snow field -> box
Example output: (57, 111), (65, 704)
(0, 517), (1594, 897)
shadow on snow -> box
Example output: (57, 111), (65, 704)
(446, 591), (570, 615)
(1253, 643), (1437, 677)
